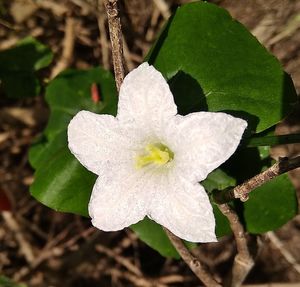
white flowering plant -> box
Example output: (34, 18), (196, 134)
(29, 1), (298, 259)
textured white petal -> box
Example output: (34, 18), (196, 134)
(148, 174), (216, 242)
(67, 64), (248, 242)
(68, 110), (136, 176)
(117, 63), (177, 131)
(166, 112), (247, 183)
(89, 166), (156, 231)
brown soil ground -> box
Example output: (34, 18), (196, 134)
(0, 0), (300, 286)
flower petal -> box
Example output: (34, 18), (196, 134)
(89, 166), (155, 231)
(117, 63), (177, 126)
(168, 112), (247, 183)
(148, 175), (216, 242)
(68, 110), (135, 176)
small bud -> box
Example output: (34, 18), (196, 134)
(91, 83), (101, 103)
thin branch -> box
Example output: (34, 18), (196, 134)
(2, 211), (35, 264)
(95, 244), (142, 277)
(103, 2), (220, 285)
(104, 0), (125, 91)
(213, 156), (300, 203)
(218, 204), (254, 287)
(97, 0), (110, 70)
(153, 0), (171, 20)
(122, 35), (135, 71)
(51, 17), (76, 79)
(246, 133), (300, 147)
(234, 156), (300, 201)
(163, 227), (221, 287)
(267, 231), (300, 275)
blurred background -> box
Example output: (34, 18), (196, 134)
(0, 0), (300, 286)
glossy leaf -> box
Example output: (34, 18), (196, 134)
(0, 276), (26, 287)
(29, 131), (67, 169)
(131, 217), (197, 259)
(243, 146), (297, 233)
(29, 67), (117, 216)
(0, 37), (53, 98)
(223, 145), (297, 233)
(244, 173), (297, 233)
(131, 217), (180, 258)
(44, 68), (117, 140)
(30, 146), (95, 216)
(131, 169), (234, 259)
(148, 2), (297, 132)
(247, 133), (300, 147)
(202, 169), (234, 237)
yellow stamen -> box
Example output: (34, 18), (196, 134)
(136, 143), (174, 169)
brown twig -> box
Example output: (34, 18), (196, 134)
(158, 274), (193, 284)
(122, 35), (135, 71)
(2, 211), (35, 264)
(51, 17), (76, 79)
(234, 156), (300, 201)
(95, 244), (142, 277)
(104, 0), (125, 91)
(145, 6), (160, 42)
(266, 231), (300, 275)
(163, 227), (221, 287)
(104, 2), (220, 285)
(218, 204), (254, 287)
(97, 0), (110, 70)
(213, 156), (300, 203)
(108, 268), (168, 287)
(153, 0), (171, 20)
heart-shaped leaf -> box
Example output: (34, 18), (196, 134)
(0, 37), (53, 98)
(29, 67), (117, 215)
(148, 2), (297, 133)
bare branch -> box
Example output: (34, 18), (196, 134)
(103, 2), (222, 286)
(163, 227), (221, 287)
(104, 0), (125, 91)
(51, 17), (76, 79)
(234, 156), (300, 201)
(267, 231), (300, 275)
(97, 0), (110, 70)
(218, 204), (254, 287)
(213, 156), (300, 203)
(2, 211), (35, 264)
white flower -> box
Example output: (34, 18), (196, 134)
(67, 63), (247, 242)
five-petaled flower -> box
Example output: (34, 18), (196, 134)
(68, 63), (247, 242)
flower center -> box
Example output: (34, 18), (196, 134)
(136, 143), (174, 169)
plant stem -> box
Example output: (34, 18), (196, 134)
(234, 156), (300, 201)
(213, 156), (300, 203)
(104, 0), (125, 92)
(246, 133), (300, 147)
(163, 227), (221, 287)
(218, 204), (254, 287)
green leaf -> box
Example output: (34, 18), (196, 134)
(29, 67), (117, 216)
(131, 217), (197, 259)
(0, 37), (53, 98)
(244, 173), (298, 233)
(29, 131), (67, 169)
(223, 145), (297, 233)
(202, 169), (236, 193)
(242, 146), (298, 233)
(131, 168), (234, 259)
(30, 146), (95, 216)
(148, 2), (297, 132)
(131, 217), (180, 258)
(0, 276), (26, 287)
(202, 169), (234, 237)
(44, 68), (117, 139)
(247, 133), (300, 147)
